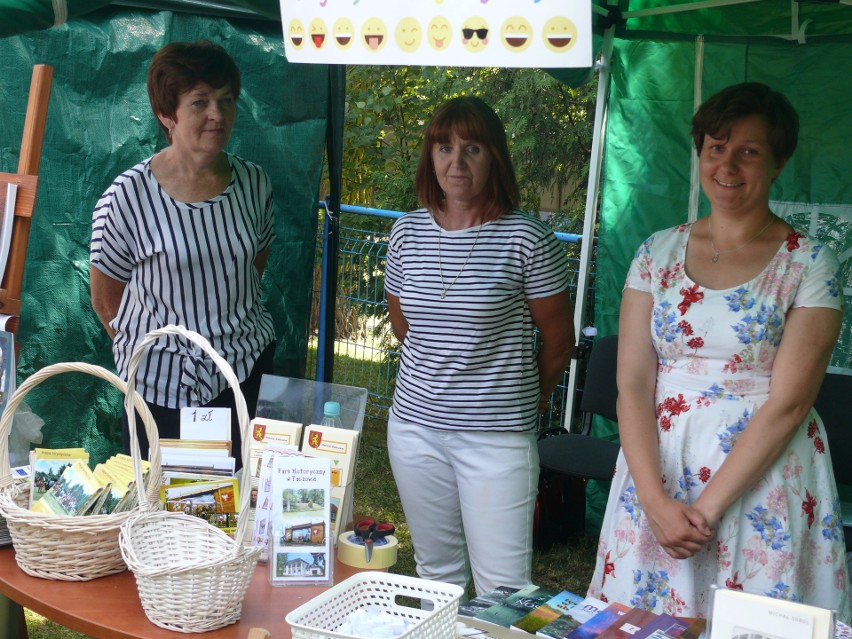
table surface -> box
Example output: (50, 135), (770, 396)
(0, 546), (366, 639)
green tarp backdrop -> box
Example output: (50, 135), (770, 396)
(0, 7), (328, 460)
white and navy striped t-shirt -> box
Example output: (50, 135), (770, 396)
(385, 209), (570, 431)
(90, 152), (275, 408)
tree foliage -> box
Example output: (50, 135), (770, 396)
(341, 65), (597, 233)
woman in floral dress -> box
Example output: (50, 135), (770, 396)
(588, 82), (850, 621)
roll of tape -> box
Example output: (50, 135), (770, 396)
(337, 532), (398, 569)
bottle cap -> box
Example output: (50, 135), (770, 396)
(323, 401), (341, 417)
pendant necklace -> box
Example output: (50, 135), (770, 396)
(437, 221), (483, 299)
(708, 215), (774, 264)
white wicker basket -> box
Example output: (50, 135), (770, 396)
(285, 572), (464, 639)
(119, 325), (261, 633)
(0, 362), (162, 581)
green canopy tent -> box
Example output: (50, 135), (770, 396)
(570, 0), (852, 530)
(0, 2), (337, 460)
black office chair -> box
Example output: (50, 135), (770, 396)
(535, 335), (621, 544)
(813, 372), (852, 550)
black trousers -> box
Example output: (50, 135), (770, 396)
(121, 341), (276, 470)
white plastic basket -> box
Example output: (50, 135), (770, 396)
(285, 571), (464, 639)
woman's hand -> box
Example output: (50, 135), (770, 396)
(642, 492), (714, 559)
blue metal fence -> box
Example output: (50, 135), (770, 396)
(306, 203), (594, 428)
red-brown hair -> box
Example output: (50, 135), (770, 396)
(147, 40), (241, 139)
(415, 96), (519, 215)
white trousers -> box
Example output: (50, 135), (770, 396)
(387, 414), (539, 596)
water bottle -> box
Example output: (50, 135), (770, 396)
(321, 401), (343, 429)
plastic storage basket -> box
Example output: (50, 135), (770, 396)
(119, 325), (262, 633)
(0, 362), (162, 581)
(285, 571), (464, 639)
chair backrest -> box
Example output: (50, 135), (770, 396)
(580, 334), (619, 426)
(814, 372), (852, 486)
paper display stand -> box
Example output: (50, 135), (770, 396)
(255, 375), (366, 540)
(708, 585), (835, 639)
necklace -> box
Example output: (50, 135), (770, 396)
(437, 222), (483, 299)
(708, 215), (774, 264)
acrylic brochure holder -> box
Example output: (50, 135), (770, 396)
(255, 375), (367, 435)
(254, 375), (366, 552)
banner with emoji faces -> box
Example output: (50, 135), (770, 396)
(279, 0), (592, 68)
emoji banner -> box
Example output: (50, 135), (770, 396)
(280, 0), (592, 68)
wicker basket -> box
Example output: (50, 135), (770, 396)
(285, 571), (464, 639)
(119, 325), (261, 633)
(0, 362), (162, 581)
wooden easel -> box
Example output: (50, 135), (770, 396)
(0, 64), (53, 337)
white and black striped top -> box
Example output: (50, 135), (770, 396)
(90, 152), (275, 408)
(385, 209), (570, 431)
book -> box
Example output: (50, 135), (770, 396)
(631, 613), (690, 639)
(0, 181), (17, 284)
(565, 602), (631, 639)
(596, 607), (660, 638)
(35, 459), (104, 516)
(537, 596), (609, 639)
(29, 447), (89, 508)
(708, 587), (833, 639)
(677, 618), (706, 639)
(512, 590), (585, 633)
(475, 585), (559, 629)
(458, 586), (521, 619)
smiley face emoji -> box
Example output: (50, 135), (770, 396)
(427, 16), (452, 51)
(543, 16), (577, 52)
(309, 18), (327, 49)
(333, 17), (354, 50)
(288, 19), (305, 51)
(500, 16), (533, 53)
(362, 17), (388, 51)
(395, 17), (422, 53)
(461, 16), (489, 53)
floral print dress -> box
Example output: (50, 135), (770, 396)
(588, 222), (850, 622)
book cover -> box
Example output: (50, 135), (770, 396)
(37, 459), (103, 516)
(0, 182), (17, 284)
(512, 591), (585, 633)
(536, 613), (583, 639)
(537, 595), (611, 638)
(597, 607), (660, 639)
(565, 602), (631, 639)
(268, 453), (332, 586)
(677, 618), (706, 639)
(161, 478), (240, 536)
(631, 613), (690, 639)
(29, 448), (89, 508)
(476, 584), (559, 628)
(250, 417), (303, 451)
(458, 586), (521, 619)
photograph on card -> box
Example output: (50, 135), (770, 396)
(268, 454), (333, 585)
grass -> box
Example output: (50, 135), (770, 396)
(23, 346), (599, 637)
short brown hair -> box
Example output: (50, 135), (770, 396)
(415, 96), (519, 215)
(147, 40), (241, 138)
(691, 82), (799, 164)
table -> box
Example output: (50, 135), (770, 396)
(0, 546), (366, 639)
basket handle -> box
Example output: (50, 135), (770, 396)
(0, 361), (161, 511)
(124, 325), (254, 545)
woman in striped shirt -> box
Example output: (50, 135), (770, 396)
(90, 41), (275, 467)
(385, 97), (575, 596)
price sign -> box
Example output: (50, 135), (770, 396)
(179, 407), (231, 441)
